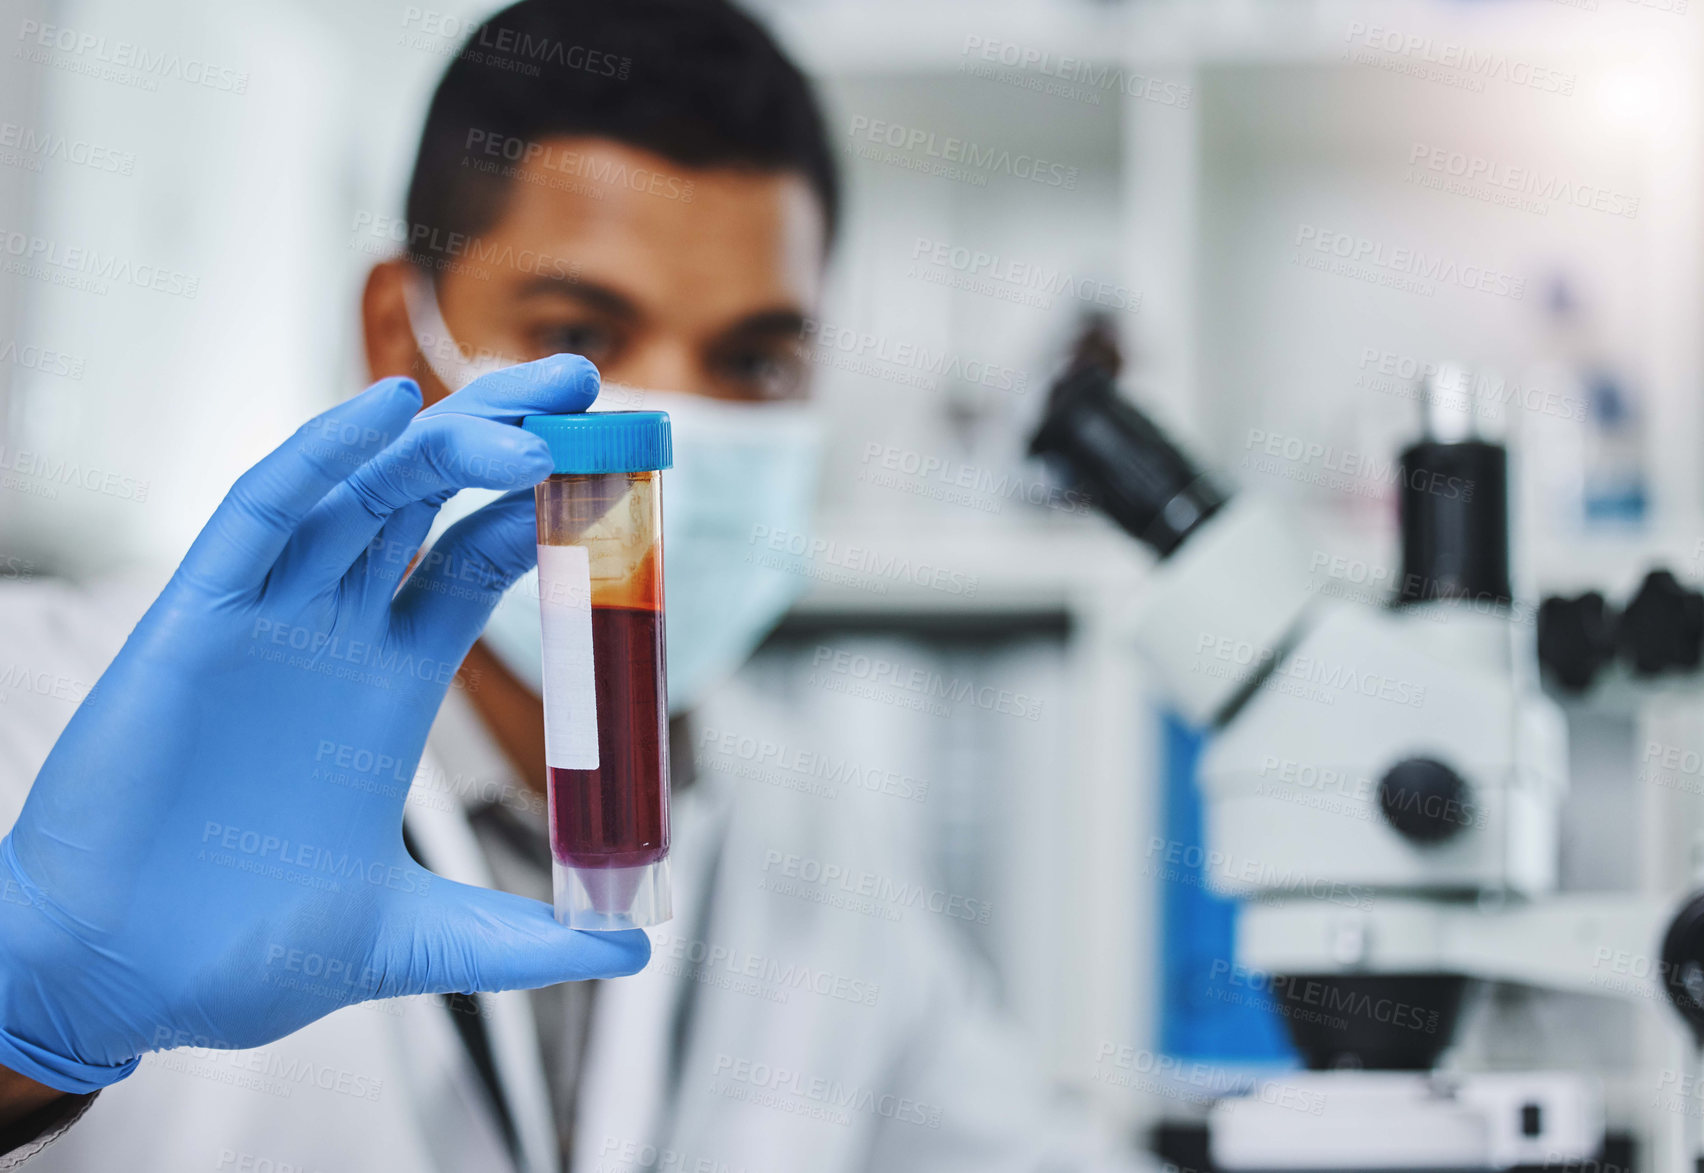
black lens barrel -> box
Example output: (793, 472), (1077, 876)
(1029, 364), (1226, 557)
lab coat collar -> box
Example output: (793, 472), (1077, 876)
(569, 773), (732, 1172)
(405, 692), (558, 1173)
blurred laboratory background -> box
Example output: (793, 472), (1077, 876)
(5, 0), (1704, 1169)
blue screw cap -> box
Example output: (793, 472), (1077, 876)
(521, 411), (673, 474)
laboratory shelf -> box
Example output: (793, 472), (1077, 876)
(786, 511), (1151, 617)
(761, 0), (1679, 77)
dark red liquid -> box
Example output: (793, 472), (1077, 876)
(549, 605), (669, 870)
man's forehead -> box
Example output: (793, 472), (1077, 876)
(474, 136), (825, 313)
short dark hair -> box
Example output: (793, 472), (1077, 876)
(404, 0), (839, 273)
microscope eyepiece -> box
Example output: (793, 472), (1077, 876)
(1395, 438), (1512, 607)
(1028, 363), (1226, 557)
(1395, 366), (1511, 608)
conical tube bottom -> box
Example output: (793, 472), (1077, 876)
(553, 858), (671, 931)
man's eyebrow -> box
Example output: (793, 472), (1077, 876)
(513, 278), (806, 339)
(515, 274), (638, 318)
(723, 309), (809, 337)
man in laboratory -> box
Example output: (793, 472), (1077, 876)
(0, 1), (1145, 1170)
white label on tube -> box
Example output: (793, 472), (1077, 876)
(538, 544), (599, 770)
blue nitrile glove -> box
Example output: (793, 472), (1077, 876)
(0, 356), (649, 1094)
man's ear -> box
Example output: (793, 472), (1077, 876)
(362, 260), (452, 405)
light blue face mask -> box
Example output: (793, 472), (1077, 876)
(641, 389), (822, 712)
(407, 280), (823, 714)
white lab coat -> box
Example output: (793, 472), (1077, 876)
(0, 577), (1145, 1173)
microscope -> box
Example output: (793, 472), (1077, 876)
(1031, 359), (1704, 1172)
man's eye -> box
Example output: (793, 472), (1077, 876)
(719, 348), (806, 400)
(539, 323), (614, 359)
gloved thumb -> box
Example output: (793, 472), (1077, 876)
(384, 877), (651, 995)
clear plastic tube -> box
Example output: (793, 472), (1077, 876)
(535, 468), (670, 930)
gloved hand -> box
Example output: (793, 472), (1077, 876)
(0, 356), (649, 1094)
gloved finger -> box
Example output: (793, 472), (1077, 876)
(383, 878), (650, 994)
(389, 489), (537, 656)
(360, 499), (443, 600)
(178, 377), (422, 594)
(416, 352), (599, 423)
(271, 415), (551, 595)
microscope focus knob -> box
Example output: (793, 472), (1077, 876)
(1660, 891), (1704, 1045)
(1617, 568), (1704, 676)
(1378, 757), (1473, 845)
(1536, 591), (1617, 692)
